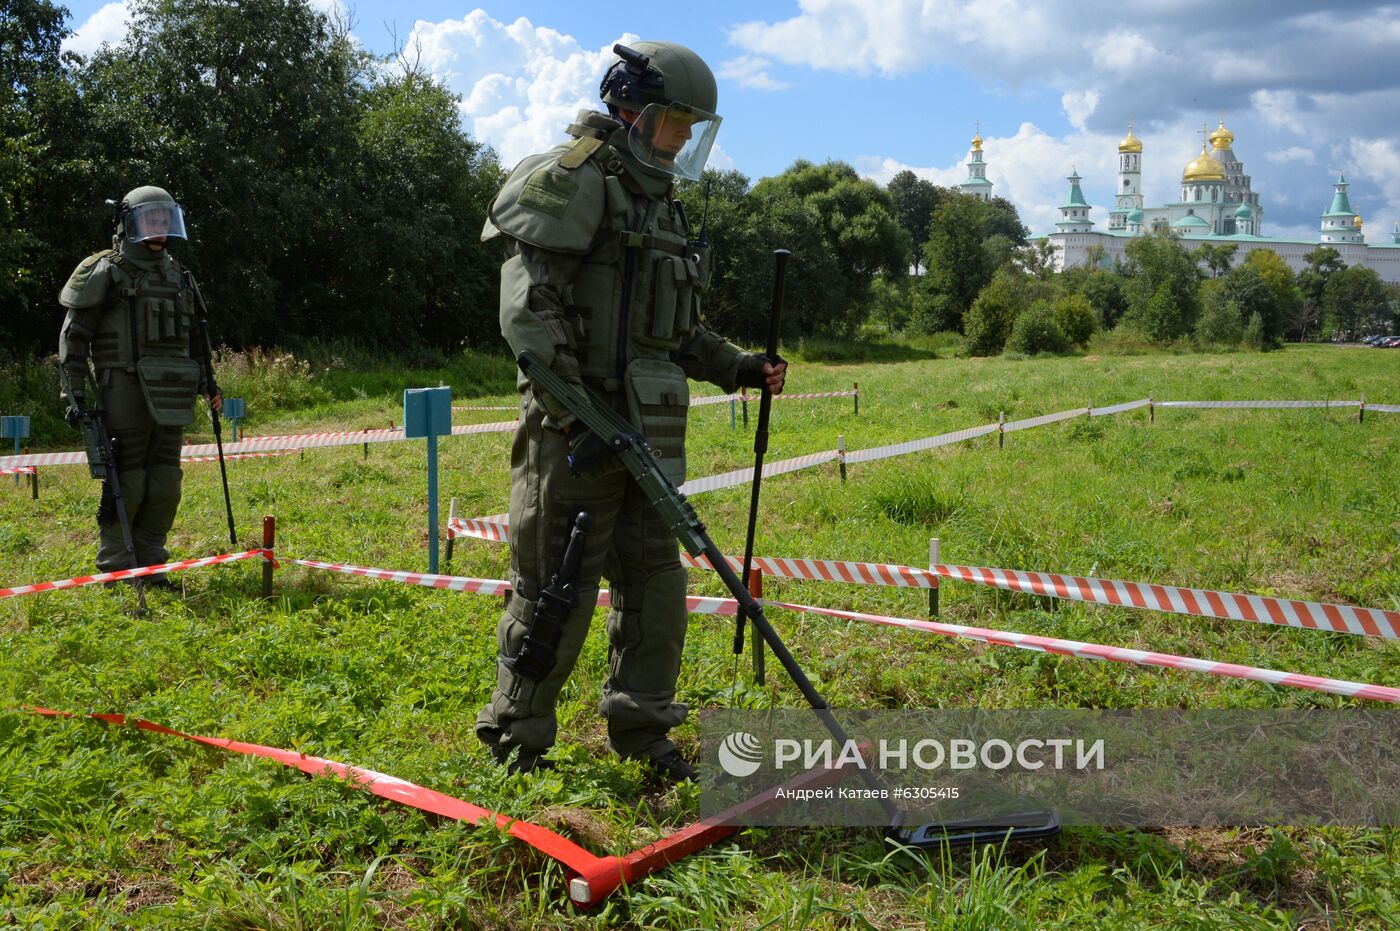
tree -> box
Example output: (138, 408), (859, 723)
(1192, 242), (1238, 278)
(749, 160), (909, 338)
(1079, 270), (1128, 329)
(1052, 292), (1097, 347)
(1323, 266), (1391, 340)
(1118, 229), (1201, 342)
(915, 192), (1029, 333)
(0, 0), (70, 349)
(1295, 246), (1345, 341)
(962, 268), (1023, 356)
(1242, 249), (1298, 346)
(1195, 280), (1244, 347)
(885, 170), (944, 274)
(14, 0), (504, 352)
(1212, 264), (1275, 348)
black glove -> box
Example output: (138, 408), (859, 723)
(736, 353), (787, 390)
(565, 426), (614, 477)
(64, 399), (84, 427)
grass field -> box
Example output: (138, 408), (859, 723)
(2, 343), (1399, 929)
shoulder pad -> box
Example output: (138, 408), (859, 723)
(481, 149), (604, 254)
(59, 250), (118, 309)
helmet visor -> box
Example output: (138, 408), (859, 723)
(627, 102), (721, 182)
(124, 201), (187, 243)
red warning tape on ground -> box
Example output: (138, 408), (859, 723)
(0, 549), (273, 599)
(770, 600), (1400, 704)
(0, 465), (36, 476)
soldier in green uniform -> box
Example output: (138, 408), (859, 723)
(58, 186), (220, 582)
(476, 41), (787, 781)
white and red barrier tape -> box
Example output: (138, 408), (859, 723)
(774, 600), (1400, 704)
(452, 405), (518, 411)
(7, 395), (1394, 472)
(181, 449), (302, 464)
(0, 420), (517, 469)
(280, 557), (1399, 703)
(0, 465), (36, 476)
(679, 450), (839, 495)
(0, 549), (272, 599)
(448, 524), (1400, 643)
(690, 389), (859, 406)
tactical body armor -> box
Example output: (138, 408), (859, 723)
(58, 186), (207, 572)
(477, 100), (767, 766)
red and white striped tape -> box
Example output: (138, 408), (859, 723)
(263, 557), (1400, 703)
(0, 465), (36, 476)
(290, 557), (737, 615)
(0, 420), (518, 468)
(845, 423), (1000, 465)
(772, 600), (1400, 704)
(690, 389), (859, 406)
(181, 449), (302, 464)
(1090, 399), (1153, 417)
(0, 549), (272, 599)
(1004, 407), (1090, 433)
(450, 517), (1398, 640)
(679, 449), (839, 495)
(453, 405), (518, 411)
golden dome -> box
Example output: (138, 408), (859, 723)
(1354, 213), (1364, 229)
(1183, 144), (1226, 182)
(1209, 118), (1234, 150)
(971, 133), (983, 152)
(1119, 124), (1143, 153)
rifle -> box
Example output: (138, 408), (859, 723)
(184, 271), (237, 547)
(518, 351), (1062, 849)
(504, 511), (593, 681)
(56, 361), (145, 612)
(516, 351), (912, 830)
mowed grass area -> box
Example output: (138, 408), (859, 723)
(2, 343), (1398, 929)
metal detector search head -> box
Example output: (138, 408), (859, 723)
(885, 809), (1062, 849)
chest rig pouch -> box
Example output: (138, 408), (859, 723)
(623, 357), (690, 485)
(105, 257), (200, 427)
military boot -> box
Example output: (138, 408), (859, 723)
(645, 749), (698, 784)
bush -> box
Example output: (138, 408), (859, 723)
(962, 271), (1024, 356)
(1242, 311), (1267, 351)
(1195, 285), (1244, 347)
(214, 347), (332, 413)
(1008, 302), (1070, 355)
(1052, 293), (1098, 347)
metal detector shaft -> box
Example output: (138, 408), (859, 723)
(517, 351), (902, 825)
(188, 275), (237, 547)
(734, 249), (791, 682)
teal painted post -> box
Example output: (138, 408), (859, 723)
(222, 398), (246, 442)
(405, 387), (453, 573)
(2, 417), (30, 487)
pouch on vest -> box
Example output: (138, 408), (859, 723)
(637, 256), (693, 349)
(623, 357), (689, 485)
(135, 356), (201, 426)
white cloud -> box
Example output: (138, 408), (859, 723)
(718, 55), (790, 91)
(1061, 90), (1099, 132)
(1346, 138), (1400, 234)
(1090, 31), (1166, 74)
(62, 0), (132, 56)
(1265, 146), (1315, 165)
(407, 12), (632, 167)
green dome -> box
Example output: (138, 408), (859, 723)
(1127, 208), (1144, 223)
(1234, 202), (1253, 218)
(1172, 214), (1210, 228)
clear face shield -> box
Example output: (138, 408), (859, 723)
(627, 102), (721, 182)
(123, 201), (188, 244)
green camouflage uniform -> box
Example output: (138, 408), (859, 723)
(476, 108), (769, 762)
(58, 237), (206, 571)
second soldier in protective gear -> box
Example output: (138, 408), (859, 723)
(57, 186), (221, 583)
(476, 41), (786, 782)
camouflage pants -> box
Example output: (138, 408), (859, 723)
(96, 374), (184, 571)
(476, 389), (690, 761)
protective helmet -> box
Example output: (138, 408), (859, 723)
(115, 185), (187, 244)
(599, 41), (721, 181)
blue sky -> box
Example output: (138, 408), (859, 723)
(61, 1), (1400, 243)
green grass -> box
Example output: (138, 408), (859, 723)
(3, 344), (1399, 927)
